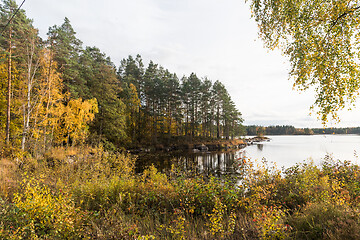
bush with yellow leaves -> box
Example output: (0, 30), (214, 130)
(5, 175), (85, 239)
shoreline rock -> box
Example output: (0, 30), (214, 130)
(129, 137), (269, 154)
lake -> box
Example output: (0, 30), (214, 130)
(243, 135), (360, 168)
(136, 134), (360, 174)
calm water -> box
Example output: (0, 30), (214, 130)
(136, 150), (242, 175)
(136, 135), (360, 174)
(244, 135), (360, 168)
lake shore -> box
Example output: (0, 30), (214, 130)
(129, 136), (270, 153)
(3, 145), (360, 239)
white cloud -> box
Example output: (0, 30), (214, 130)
(18, 0), (360, 128)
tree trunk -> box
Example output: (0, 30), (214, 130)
(6, 26), (12, 144)
(22, 39), (38, 151)
(44, 49), (53, 151)
(216, 107), (220, 139)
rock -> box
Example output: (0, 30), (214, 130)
(206, 144), (219, 150)
(195, 144), (209, 151)
(155, 144), (164, 151)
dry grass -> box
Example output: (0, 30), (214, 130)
(3, 147), (360, 239)
(0, 158), (18, 199)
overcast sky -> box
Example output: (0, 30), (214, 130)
(17, 0), (360, 128)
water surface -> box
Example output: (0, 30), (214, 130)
(136, 135), (360, 174)
(244, 135), (360, 168)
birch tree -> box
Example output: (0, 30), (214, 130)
(248, 0), (360, 123)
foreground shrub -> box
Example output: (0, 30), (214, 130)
(5, 145), (360, 239)
(1, 176), (85, 239)
(322, 158), (360, 205)
(287, 202), (360, 240)
(83, 207), (143, 240)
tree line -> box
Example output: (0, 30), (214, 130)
(118, 56), (245, 145)
(0, 0), (244, 154)
(312, 127), (360, 135)
(246, 125), (360, 136)
(246, 125), (313, 136)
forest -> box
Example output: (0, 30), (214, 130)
(246, 125), (360, 136)
(246, 125), (314, 136)
(0, 0), (244, 155)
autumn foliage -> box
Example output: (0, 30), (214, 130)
(2, 148), (360, 239)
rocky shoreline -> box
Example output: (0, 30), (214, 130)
(129, 136), (270, 153)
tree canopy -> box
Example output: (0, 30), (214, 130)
(248, 0), (360, 123)
(0, 0), (245, 153)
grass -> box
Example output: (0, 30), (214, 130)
(2, 146), (360, 239)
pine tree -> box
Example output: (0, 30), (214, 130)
(118, 55), (145, 143)
(80, 47), (127, 146)
(212, 81), (226, 139)
(47, 17), (85, 98)
(200, 78), (212, 137)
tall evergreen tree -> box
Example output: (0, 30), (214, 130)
(118, 55), (145, 143)
(165, 72), (181, 136)
(182, 73), (202, 137)
(47, 17), (85, 98)
(80, 47), (127, 146)
(200, 78), (212, 137)
(212, 80), (226, 139)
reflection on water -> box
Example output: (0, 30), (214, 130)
(136, 150), (244, 176)
(243, 135), (360, 169)
(182, 152), (242, 175)
(257, 144), (264, 151)
(136, 135), (360, 175)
